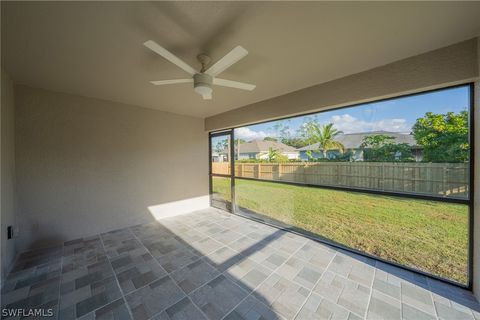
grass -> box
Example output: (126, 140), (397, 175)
(212, 177), (468, 284)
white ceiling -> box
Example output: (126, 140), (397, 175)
(2, 2), (480, 118)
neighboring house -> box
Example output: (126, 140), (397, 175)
(298, 131), (423, 161)
(211, 151), (228, 162)
(222, 139), (300, 160)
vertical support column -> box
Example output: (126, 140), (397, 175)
(230, 130), (235, 214)
(473, 37), (480, 298)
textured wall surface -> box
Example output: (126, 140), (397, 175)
(1, 69), (17, 282)
(206, 38), (478, 131)
(14, 86), (208, 251)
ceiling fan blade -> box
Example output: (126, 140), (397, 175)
(202, 93), (212, 100)
(213, 78), (256, 91)
(205, 46), (248, 77)
(150, 79), (193, 85)
(144, 40), (197, 75)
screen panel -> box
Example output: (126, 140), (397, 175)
(228, 85), (472, 285)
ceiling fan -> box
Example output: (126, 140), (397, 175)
(144, 40), (256, 100)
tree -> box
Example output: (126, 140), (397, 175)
(234, 138), (246, 160)
(270, 120), (291, 143)
(300, 121), (344, 158)
(281, 137), (310, 148)
(412, 111), (469, 162)
(263, 137), (277, 142)
(361, 134), (414, 162)
(260, 148), (288, 162)
(214, 139), (228, 153)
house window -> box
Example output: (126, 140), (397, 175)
(210, 84), (473, 287)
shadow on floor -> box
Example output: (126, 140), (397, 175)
(1, 207), (479, 320)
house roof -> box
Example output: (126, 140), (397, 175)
(297, 131), (419, 151)
(224, 139), (298, 154)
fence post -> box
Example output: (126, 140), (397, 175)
(443, 165), (448, 196)
(257, 163), (261, 179)
(304, 162), (308, 183)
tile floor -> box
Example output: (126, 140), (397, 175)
(1, 208), (479, 320)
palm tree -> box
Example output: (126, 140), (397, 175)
(303, 122), (344, 159)
(259, 148), (288, 162)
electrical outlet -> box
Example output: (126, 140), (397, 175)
(7, 226), (13, 239)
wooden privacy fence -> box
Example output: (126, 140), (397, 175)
(211, 162), (469, 198)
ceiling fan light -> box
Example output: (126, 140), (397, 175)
(193, 73), (213, 97)
(194, 84), (212, 96)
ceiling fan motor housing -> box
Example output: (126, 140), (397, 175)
(193, 73), (213, 96)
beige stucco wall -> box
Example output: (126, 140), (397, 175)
(205, 38), (478, 131)
(1, 69), (17, 282)
(14, 86), (208, 252)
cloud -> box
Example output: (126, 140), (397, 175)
(329, 114), (409, 133)
(235, 114), (411, 140)
(235, 127), (269, 140)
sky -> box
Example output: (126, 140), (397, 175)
(234, 85), (470, 141)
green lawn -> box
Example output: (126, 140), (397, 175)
(212, 177), (468, 284)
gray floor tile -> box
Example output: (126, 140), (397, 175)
(153, 297), (207, 320)
(245, 225), (278, 242)
(367, 290), (401, 320)
(293, 240), (336, 269)
(155, 247), (200, 274)
(142, 237), (190, 259)
(373, 277), (401, 300)
(402, 303), (436, 320)
(434, 300), (475, 320)
(209, 229), (243, 245)
(241, 245), (290, 271)
(103, 239), (143, 259)
(232, 222), (265, 236)
(171, 259), (220, 294)
(130, 222), (173, 241)
(313, 271), (344, 303)
(172, 228), (205, 245)
(111, 248), (166, 294)
(376, 262), (428, 289)
(204, 247), (243, 272)
(224, 295), (281, 320)
(101, 229), (135, 243)
(125, 276), (185, 320)
(296, 292), (352, 320)
(215, 217), (244, 230)
(197, 222), (227, 236)
(190, 275), (248, 320)
(253, 273), (309, 319)
(94, 298), (132, 320)
(266, 233), (307, 255)
(190, 237), (224, 256)
(3, 208), (480, 320)
(275, 257), (323, 290)
(401, 282), (435, 316)
(314, 271), (371, 317)
(10, 246), (63, 274)
(60, 275), (122, 319)
(327, 252), (375, 287)
(224, 258), (272, 292)
(228, 236), (265, 254)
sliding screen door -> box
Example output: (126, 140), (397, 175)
(209, 131), (233, 212)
